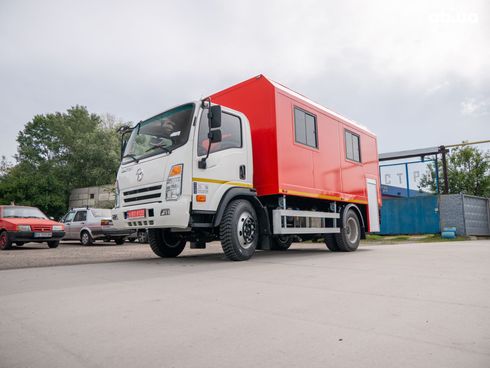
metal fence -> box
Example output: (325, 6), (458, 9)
(379, 196), (440, 235)
(379, 193), (490, 236)
(439, 194), (490, 236)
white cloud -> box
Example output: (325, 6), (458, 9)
(461, 97), (490, 117)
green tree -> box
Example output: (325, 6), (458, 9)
(420, 145), (490, 197)
(0, 106), (124, 217)
(0, 156), (12, 177)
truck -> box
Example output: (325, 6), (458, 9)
(112, 75), (381, 261)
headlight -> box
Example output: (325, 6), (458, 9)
(52, 225), (63, 231)
(17, 225), (31, 232)
(166, 164), (183, 201)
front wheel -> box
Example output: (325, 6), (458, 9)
(334, 209), (361, 252)
(148, 229), (186, 258)
(220, 199), (258, 261)
(0, 231), (12, 250)
(47, 241), (59, 248)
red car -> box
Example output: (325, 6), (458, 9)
(0, 205), (65, 250)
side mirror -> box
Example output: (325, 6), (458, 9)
(209, 129), (222, 143)
(209, 105), (222, 129)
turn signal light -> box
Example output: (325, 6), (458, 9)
(196, 195), (206, 202)
(169, 164), (183, 177)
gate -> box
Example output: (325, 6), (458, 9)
(379, 195), (440, 235)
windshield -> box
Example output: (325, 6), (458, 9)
(3, 207), (48, 219)
(123, 103), (195, 163)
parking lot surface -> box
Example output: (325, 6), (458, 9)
(0, 240), (489, 368)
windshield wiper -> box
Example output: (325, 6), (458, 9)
(145, 144), (172, 154)
(122, 154), (139, 163)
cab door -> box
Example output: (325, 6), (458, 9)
(192, 107), (253, 212)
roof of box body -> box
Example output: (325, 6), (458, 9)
(210, 75), (374, 136)
(264, 75), (374, 136)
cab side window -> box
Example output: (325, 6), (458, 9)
(198, 110), (242, 156)
(73, 211), (87, 222)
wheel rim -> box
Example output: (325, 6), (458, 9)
(82, 233), (89, 244)
(345, 217), (359, 244)
(237, 211), (257, 249)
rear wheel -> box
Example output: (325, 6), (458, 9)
(271, 235), (293, 251)
(80, 231), (94, 246)
(47, 240), (59, 248)
(324, 234), (340, 251)
(334, 209), (361, 252)
(114, 237), (125, 245)
(0, 231), (12, 250)
(220, 199), (258, 261)
(138, 230), (148, 243)
(148, 229), (186, 258)
(15, 241), (25, 246)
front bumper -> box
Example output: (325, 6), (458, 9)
(112, 197), (190, 230)
(9, 231), (65, 242)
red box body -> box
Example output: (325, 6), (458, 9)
(210, 75), (380, 207)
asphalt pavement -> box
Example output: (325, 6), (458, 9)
(0, 240), (489, 368)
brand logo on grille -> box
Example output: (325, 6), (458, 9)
(136, 168), (144, 182)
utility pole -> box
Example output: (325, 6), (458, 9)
(439, 145), (449, 194)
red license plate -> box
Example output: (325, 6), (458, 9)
(127, 209), (145, 219)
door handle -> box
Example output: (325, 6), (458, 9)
(239, 165), (246, 180)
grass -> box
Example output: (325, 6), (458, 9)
(364, 234), (470, 244)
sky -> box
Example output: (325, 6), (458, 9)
(1, 0), (489, 161)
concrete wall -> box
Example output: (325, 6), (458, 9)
(69, 185), (115, 209)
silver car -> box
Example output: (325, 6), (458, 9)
(61, 208), (135, 246)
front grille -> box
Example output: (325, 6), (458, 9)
(122, 184), (163, 207)
(31, 225), (52, 232)
(124, 185), (162, 196)
(124, 193), (161, 203)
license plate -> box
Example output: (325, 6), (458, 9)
(127, 209), (145, 219)
(34, 232), (52, 238)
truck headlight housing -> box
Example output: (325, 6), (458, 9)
(166, 164), (183, 201)
(52, 225), (63, 231)
(17, 225), (31, 232)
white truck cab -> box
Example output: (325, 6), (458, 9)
(112, 101), (255, 259)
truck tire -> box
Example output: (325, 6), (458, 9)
(271, 235), (293, 251)
(47, 241), (59, 248)
(334, 209), (361, 252)
(220, 199), (258, 261)
(0, 230), (12, 250)
(324, 234), (340, 251)
(80, 231), (94, 246)
(148, 229), (186, 258)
